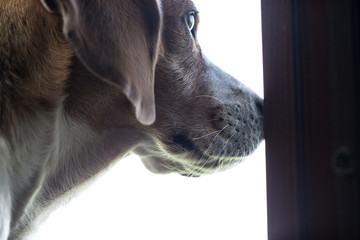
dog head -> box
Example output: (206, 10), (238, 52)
(39, 0), (263, 177)
(137, 0), (263, 176)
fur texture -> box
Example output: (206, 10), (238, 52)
(0, 0), (263, 239)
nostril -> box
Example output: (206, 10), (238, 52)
(255, 98), (264, 116)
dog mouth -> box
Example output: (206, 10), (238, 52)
(172, 133), (196, 152)
(169, 133), (223, 177)
(144, 127), (261, 177)
(137, 101), (263, 177)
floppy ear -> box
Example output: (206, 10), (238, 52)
(41, 0), (162, 125)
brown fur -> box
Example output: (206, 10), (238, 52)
(0, 0), (263, 239)
(0, 1), (72, 125)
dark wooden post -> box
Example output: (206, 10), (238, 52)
(261, 0), (360, 239)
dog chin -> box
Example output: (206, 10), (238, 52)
(138, 139), (256, 177)
(140, 152), (245, 177)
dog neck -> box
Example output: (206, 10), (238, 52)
(7, 106), (145, 238)
(0, 2), (145, 237)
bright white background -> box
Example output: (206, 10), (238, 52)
(35, 0), (266, 239)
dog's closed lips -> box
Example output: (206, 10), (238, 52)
(0, 0), (263, 239)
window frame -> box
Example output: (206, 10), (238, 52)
(261, 0), (360, 239)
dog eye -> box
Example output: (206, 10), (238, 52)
(185, 12), (197, 36)
(186, 13), (195, 31)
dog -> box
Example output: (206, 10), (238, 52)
(0, 0), (263, 239)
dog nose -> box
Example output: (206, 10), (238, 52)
(255, 98), (264, 117)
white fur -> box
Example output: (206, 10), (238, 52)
(2, 106), (105, 240)
(0, 138), (11, 240)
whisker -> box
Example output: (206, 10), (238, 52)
(216, 119), (239, 156)
(160, 163), (182, 173)
(192, 129), (223, 140)
(195, 95), (225, 105)
(202, 125), (229, 156)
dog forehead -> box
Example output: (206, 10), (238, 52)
(162, 0), (196, 16)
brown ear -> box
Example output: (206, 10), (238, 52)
(41, 0), (162, 125)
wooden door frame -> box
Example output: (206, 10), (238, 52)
(261, 0), (360, 239)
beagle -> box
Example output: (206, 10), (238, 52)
(0, 0), (263, 239)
